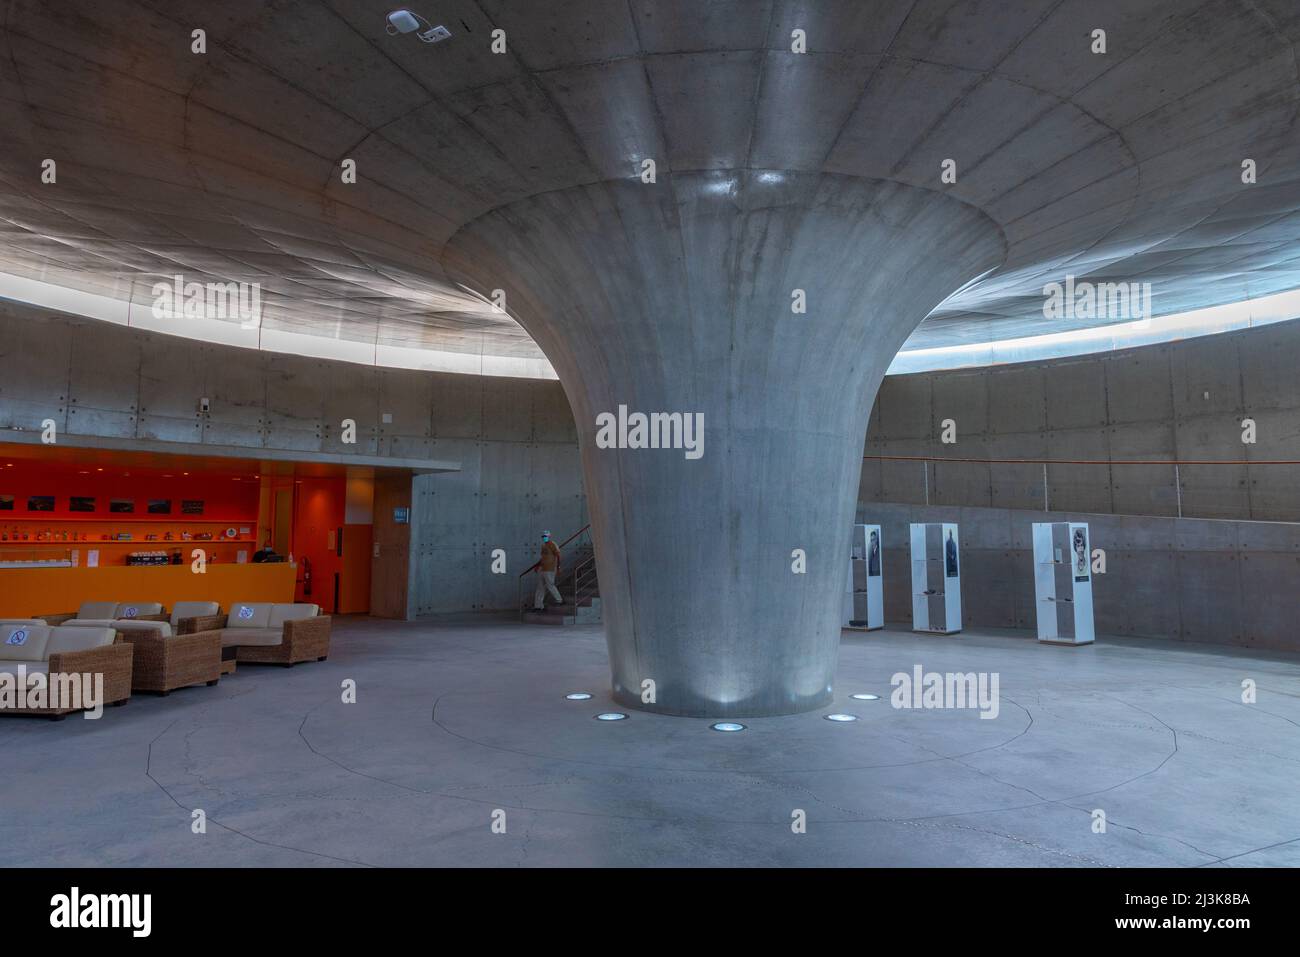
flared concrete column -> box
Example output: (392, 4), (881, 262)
(445, 172), (1004, 717)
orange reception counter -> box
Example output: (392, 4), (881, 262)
(0, 562), (297, 620)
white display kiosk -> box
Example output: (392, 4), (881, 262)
(1032, 522), (1095, 645)
(910, 523), (961, 634)
(843, 524), (883, 630)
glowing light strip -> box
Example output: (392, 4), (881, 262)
(4, 269), (1297, 381)
(890, 287), (1300, 375)
(0, 271), (557, 380)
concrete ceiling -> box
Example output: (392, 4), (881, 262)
(1, 0), (1299, 367)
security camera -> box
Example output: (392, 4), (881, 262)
(385, 8), (451, 43)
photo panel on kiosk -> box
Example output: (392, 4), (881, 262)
(1032, 521), (1095, 645)
(910, 522), (962, 635)
(844, 523), (883, 630)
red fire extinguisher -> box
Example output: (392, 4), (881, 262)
(301, 556), (313, 597)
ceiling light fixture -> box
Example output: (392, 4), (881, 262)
(851, 693), (880, 701)
(564, 692), (592, 701)
(710, 722), (746, 732)
(385, 8), (452, 43)
(594, 712), (628, 721)
(824, 713), (858, 722)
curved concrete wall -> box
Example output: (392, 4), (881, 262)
(860, 500), (1300, 653)
(862, 317), (1300, 521)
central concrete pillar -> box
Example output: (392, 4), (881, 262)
(445, 172), (1004, 717)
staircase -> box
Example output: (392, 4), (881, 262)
(520, 527), (601, 626)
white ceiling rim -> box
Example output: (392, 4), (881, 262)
(3, 268), (1296, 381)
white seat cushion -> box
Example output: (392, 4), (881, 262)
(0, 659), (46, 675)
(47, 627), (117, 656)
(268, 603), (319, 628)
(65, 619), (172, 638)
(77, 601), (119, 620)
(1, 624), (52, 662)
(115, 602), (163, 619)
(170, 601), (220, 627)
(219, 627), (283, 648)
(0, 619), (45, 627)
(228, 602), (273, 629)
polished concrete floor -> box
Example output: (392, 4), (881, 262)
(3, 617), (1298, 868)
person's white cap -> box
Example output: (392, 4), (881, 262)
(542, 530), (551, 536)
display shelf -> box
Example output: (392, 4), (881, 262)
(0, 516), (253, 523)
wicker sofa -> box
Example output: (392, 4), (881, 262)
(0, 624), (133, 719)
(212, 603), (331, 666)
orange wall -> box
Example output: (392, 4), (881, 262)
(0, 467), (260, 520)
(339, 524), (373, 614)
(291, 477), (345, 613)
(0, 463), (260, 565)
(0, 562), (296, 619)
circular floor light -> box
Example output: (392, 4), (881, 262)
(565, 692), (593, 700)
(594, 712), (628, 721)
(710, 722), (746, 732)
(824, 713), (859, 722)
(850, 693), (880, 701)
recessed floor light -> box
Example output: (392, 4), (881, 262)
(851, 693), (880, 701)
(565, 692), (592, 700)
(710, 722), (746, 732)
(594, 712), (628, 721)
(824, 713), (858, 722)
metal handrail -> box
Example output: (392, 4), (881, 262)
(863, 454), (1300, 466)
(517, 524), (591, 578)
(572, 552), (598, 611)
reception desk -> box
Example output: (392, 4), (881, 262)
(0, 562), (296, 619)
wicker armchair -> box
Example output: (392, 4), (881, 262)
(236, 615), (332, 666)
(117, 629), (222, 695)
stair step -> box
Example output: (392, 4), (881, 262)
(522, 611), (567, 626)
(522, 596), (603, 626)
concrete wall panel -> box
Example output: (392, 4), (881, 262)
(431, 374), (482, 438)
(1104, 348), (1172, 424)
(878, 374), (931, 439)
(263, 355), (326, 453)
(931, 370), (986, 436)
(1045, 357), (1107, 430)
(1171, 335), (1241, 418)
(137, 334), (209, 444)
(987, 365), (1046, 433)
(1239, 552), (1300, 650)
(1176, 551), (1242, 644)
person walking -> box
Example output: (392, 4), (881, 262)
(533, 530), (563, 610)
